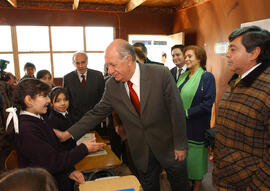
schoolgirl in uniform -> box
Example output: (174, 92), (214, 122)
(6, 79), (105, 191)
(48, 87), (75, 150)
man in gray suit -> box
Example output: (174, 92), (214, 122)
(55, 39), (189, 191)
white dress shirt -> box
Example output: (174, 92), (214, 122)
(77, 70), (87, 83)
(241, 63), (262, 79)
(176, 64), (187, 80)
(20, 110), (43, 120)
(124, 62), (140, 101)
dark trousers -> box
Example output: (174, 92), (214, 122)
(136, 150), (189, 191)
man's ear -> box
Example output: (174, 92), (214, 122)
(24, 95), (32, 108)
(126, 55), (133, 64)
(249, 47), (261, 61)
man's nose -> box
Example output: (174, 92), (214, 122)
(225, 50), (230, 58)
(108, 66), (114, 75)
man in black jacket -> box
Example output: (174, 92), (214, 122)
(170, 44), (186, 82)
(133, 42), (163, 65)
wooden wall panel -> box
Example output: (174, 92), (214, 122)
(0, 6), (173, 40)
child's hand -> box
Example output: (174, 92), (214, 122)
(69, 170), (85, 184)
(83, 138), (106, 153)
(53, 129), (71, 142)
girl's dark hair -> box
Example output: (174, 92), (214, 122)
(0, 167), (58, 191)
(13, 79), (51, 112)
(49, 86), (69, 104)
(36, 70), (52, 80)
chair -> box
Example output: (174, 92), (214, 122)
(4, 150), (18, 170)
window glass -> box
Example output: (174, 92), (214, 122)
(53, 53), (74, 78)
(85, 27), (114, 51)
(0, 54), (15, 75)
(17, 26), (50, 51)
(19, 54), (51, 78)
(87, 53), (105, 74)
(0, 26), (12, 52)
(51, 27), (84, 51)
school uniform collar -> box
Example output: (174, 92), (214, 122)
(55, 110), (68, 117)
(229, 62), (269, 87)
(20, 111), (43, 120)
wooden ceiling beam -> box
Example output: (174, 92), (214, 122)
(6, 0), (17, 7)
(125, 0), (146, 12)
(73, 0), (79, 10)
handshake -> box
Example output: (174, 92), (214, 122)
(53, 129), (106, 153)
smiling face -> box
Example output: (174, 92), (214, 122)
(73, 53), (88, 74)
(26, 93), (50, 115)
(184, 49), (201, 71)
(52, 93), (69, 113)
(172, 48), (185, 68)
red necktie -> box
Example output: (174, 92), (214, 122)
(81, 74), (86, 88)
(127, 81), (140, 116)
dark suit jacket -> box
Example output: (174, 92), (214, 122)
(146, 57), (163, 65)
(67, 63), (187, 172)
(170, 66), (178, 82)
(48, 109), (76, 150)
(63, 69), (105, 123)
(170, 66), (188, 82)
(15, 115), (88, 191)
(178, 72), (216, 142)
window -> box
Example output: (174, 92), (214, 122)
(19, 54), (51, 77)
(17, 26), (50, 51)
(51, 27), (84, 51)
(53, 53), (74, 77)
(0, 26), (12, 52)
(0, 26), (114, 78)
(87, 53), (105, 73)
(0, 26), (14, 74)
(85, 27), (114, 51)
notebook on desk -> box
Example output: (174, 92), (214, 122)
(77, 133), (107, 157)
(76, 133), (96, 145)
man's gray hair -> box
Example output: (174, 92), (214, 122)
(72, 51), (88, 63)
(118, 43), (136, 62)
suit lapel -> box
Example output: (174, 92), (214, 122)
(72, 70), (81, 85)
(85, 69), (91, 88)
(139, 64), (151, 115)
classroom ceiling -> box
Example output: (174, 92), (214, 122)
(4, 0), (206, 12)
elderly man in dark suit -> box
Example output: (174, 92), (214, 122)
(170, 44), (186, 82)
(55, 39), (189, 191)
(63, 51), (105, 123)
